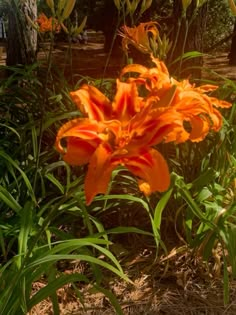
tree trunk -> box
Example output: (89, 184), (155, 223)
(6, 0), (37, 66)
(167, 0), (208, 78)
(229, 19), (236, 65)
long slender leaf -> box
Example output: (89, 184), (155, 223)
(28, 273), (89, 309)
(154, 188), (173, 229)
(0, 185), (22, 213)
(0, 151), (36, 204)
(17, 201), (34, 267)
(24, 254), (131, 283)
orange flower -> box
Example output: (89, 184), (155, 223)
(36, 13), (61, 33)
(119, 22), (159, 54)
(55, 56), (231, 205)
(121, 56), (231, 142)
(55, 81), (178, 204)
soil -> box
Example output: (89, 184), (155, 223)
(1, 34), (236, 81)
(45, 43), (236, 83)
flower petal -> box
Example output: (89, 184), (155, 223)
(120, 64), (149, 79)
(62, 138), (97, 165)
(112, 80), (142, 122)
(70, 85), (111, 120)
(209, 97), (232, 108)
(188, 116), (210, 142)
(55, 118), (100, 154)
(210, 108), (223, 131)
(85, 143), (118, 205)
(119, 22), (159, 54)
(124, 148), (170, 194)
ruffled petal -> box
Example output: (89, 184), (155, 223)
(209, 97), (232, 108)
(70, 85), (111, 120)
(124, 148), (170, 195)
(210, 108), (223, 131)
(112, 80), (142, 123)
(145, 109), (189, 144)
(119, 22), (159, 54)
(55, 118), (101, 154)
(188, 116), (210, 142)
(120, 64), (149, 79)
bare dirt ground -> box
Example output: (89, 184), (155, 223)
(44, 42), (236, 82)
(1, 35), (236, 81)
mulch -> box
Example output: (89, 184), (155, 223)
(30, 246), (236, 314)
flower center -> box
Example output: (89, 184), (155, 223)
(117, 128), (131, 149)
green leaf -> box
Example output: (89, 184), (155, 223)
(154, 188), (173, 229)
(28, 274), (88, 310)
(25, 254), (131, 283)
(0, 185), (22, 213)
(44, 161), (71, 193)
(196, 187), (212, 203)
(191, 168), (217, 191)
(171, 51), (206, 65)
(0, 123), (21, 141)
(0, 151), (36, 204)
(42, 111), (81, 131)
(61, 0), (76, 21)
(18, 201), (34, 258)
(113, 0), (121, 10)
(71, 16), (87, 35)
(45, 173), (65, 194)
(174, 175), (215, 229)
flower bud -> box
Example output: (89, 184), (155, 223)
(228, 0), (236, 15)
(182, 0), (192, 11)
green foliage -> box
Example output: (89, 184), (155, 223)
(0, 53), (130, 314)
(204, 0), (234, 51)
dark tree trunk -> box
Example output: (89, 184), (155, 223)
(6, 0), (37, 66)
(167, 0), (208, 78)
(229, 19), (236, 65)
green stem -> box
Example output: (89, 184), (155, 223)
(33, 33), (54, 193)
(78, 198), (94, 236)
(178, 16), (189, 77)
(68, 34), (74, 85)
(177, 7), (199, 77)
(100, 16), (121, 86)
(168, 16), (182, 64)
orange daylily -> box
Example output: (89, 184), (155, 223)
(55, 80), (183, 204)
(121, 55), (231, 142)
(119, 22), (159, 54)
(55, 55), (231, 204)
(36, 13), (61, 33)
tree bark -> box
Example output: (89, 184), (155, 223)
(6, 0), (37, 66)
(229, 19), (236, 65)
(167, 0), (208, 78)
